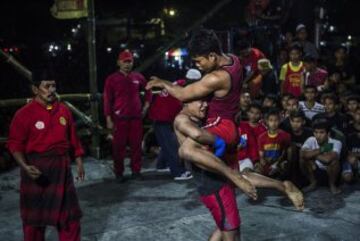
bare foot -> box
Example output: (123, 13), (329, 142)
(283, 181), (305, 211)
(302, 182), (317, 193)
(330, 185), (342, 195)
(231, 171), (258, 200)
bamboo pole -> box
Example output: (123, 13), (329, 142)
(87, 0), (100, 158)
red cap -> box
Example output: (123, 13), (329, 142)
(118, 50), (134, 61)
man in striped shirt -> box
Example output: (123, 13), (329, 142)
(299, 85), (325, 120)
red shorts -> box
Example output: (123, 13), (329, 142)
(204, 117), (239, 168)
(204, 117), (238, 145)
(200, 184), (241, 231)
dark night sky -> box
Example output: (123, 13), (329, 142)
(1, 0), (360, 99)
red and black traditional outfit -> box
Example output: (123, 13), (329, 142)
(8, 100), (84, 241)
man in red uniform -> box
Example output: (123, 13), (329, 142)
(148, 69), (201, 180)
(103, 50), (152, 181)
(8, 68), (84, 241)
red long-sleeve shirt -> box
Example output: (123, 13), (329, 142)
(7, 100), (84, 157)
(103, 71), (152, 119)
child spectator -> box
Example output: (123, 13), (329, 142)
(346, 95), (359, 124)
(280, 45), (304, 97)
(288, 110), (313, 184)
(300, 118), (342, 194)
(243, 103), (267, 139)
(303, 55), (328, 90)
(314, 93), (348, 133)
(299, 85), (325, 120)
(256, 108), (291, 177)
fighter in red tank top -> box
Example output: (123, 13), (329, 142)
(207, 54), (243, 120)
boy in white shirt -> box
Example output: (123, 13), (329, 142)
(300, 118), (342, 194)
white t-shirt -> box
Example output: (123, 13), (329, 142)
(301, 137), (342, 170)
(299, 101), (325, 120)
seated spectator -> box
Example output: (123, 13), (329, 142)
(280, 45), (304, 97)
(280, 95), (311, 132)
(293, 24), (319, 59)
(303, 55), (328, 90)
(258, 58), (279, 96)
(314, 93), (348, 133)
(343, 108), (360, 183)
(243, 103), (267, 138)
(288, 110), (313, 185)
(346, 95), (360, 124)
(299, 85), (325, 120)
(300, 118), (342, 194)
(347, 107), (360, 135)
(256, 108), (291, 177)
(280, 93), (292, 118)
(262, 94), (278, 110)
(236, 90), (252, 122)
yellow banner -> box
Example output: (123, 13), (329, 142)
(51, 0), (88, 19)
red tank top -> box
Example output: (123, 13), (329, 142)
(207, 54), (243, 120)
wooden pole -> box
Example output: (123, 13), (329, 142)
(87, 0), (100, 158)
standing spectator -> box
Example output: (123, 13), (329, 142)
(300, 119), (342, 194)
(148, 69), (201, 180)
(279, 45), (304, 97)
(313, 94), (348, 133)
(299, 85), (325, 120)
(103, 50), (152, 181)
(256, 109), (291, 177)
(237, 40), (265, 86)
(282, 31), (294, 50)
(258, 58), (279, 96)
(303, 55), (328, 90)
(328, 46), (356, 88)
(7, 68), (84, 241)
(293, 24), (319, 59)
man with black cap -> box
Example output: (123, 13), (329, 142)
(8, 67), (85, 241)
(103, 50), (152, 181)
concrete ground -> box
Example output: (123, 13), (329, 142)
(0, 157), (359, 241)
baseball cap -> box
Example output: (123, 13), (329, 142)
(296, 24), (306, 32)
(118, 50), (134, 61)
(185, 68), (202, 80)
